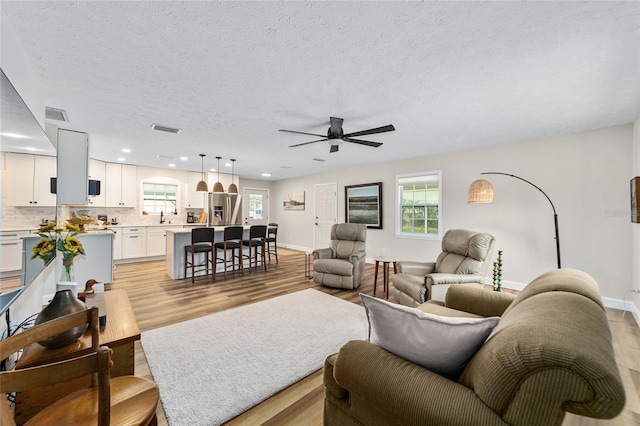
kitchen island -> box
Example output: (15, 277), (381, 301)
(166, 226), (251, 280)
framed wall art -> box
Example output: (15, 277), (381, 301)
(345, 182), (382, 229)
(283, 191), (305, 211)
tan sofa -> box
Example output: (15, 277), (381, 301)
(324, 269), (625, 426)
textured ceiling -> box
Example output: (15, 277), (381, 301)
(2, 1), (639, 181)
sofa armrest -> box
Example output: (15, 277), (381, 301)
(444, 285), (516, 317)
(331, 340), (507, 425)
(397, 261), (436, 276)
(313, 247), (333, 260)
(348, 250), (366, 263)
(427, 273), (486, 286)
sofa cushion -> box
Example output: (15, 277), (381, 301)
(360, 294), (499, 379)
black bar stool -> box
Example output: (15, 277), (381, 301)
(184, 227), (215, 283)
(241, 225), (267, 271)
(265, 223), (278, 264)
(214, 226), (245, 278)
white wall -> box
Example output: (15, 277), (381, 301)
(271, 124), (634, 303)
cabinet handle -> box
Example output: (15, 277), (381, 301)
(1, 234), (18, 237)
(1, 242), (19, 246)
(129, 236), (138, 239)
(129, 229), (138, 231)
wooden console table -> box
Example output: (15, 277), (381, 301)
(14, 289), (140, 424)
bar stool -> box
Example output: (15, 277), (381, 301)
(241, 225), (267, 271)
(214, 226), (245, 278)
(184, 227), (215, 283)
(264, 223), (279, 264)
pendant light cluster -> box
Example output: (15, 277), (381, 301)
(196, 154), (238, 193)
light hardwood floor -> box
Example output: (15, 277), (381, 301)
(5, 248), (639, 425)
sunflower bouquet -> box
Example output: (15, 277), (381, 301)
(31, 223), (86, 281)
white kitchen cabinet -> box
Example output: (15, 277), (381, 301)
(146, 227), (166, 257)
(121, 227), (146, 259)
(1, 230), (30, 273)
(87, 159), (106, 207)
(105, 163), (137, 207)
(186, 171), (207, 209)
(5, 153), (56, 207)
(111, 227), (122, 260)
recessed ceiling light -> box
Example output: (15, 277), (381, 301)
(225, 162), (232, 167)
(169, 163), (176, 168)
(117, 157), (126, 162)
(262, 173), (272, 177)
(209, 168), (216, 172)
(122, 148), (131, 153)
(180, 156), (188, 161)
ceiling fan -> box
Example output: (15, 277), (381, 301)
(280, 117), (395, 153)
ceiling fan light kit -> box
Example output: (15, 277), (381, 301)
(196, 154), (208, 192)
(280, 116), (395, 153)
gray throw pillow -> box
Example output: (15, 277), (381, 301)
(360, 293), (499, 379)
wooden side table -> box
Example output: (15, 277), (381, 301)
(14, 289), (140, 424)
(373, 256), (398, 300)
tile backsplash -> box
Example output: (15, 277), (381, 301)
(0, 205), (204, 230)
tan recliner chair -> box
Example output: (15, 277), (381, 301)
(313, 223), (367, 289)
(393, 229), (495, 306)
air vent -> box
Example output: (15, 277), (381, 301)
(280, 165), (292, 169)
(157, 155), (177, 159)
(313, 158), (326, 162)
(45, 107), (68, 122)
(151, 123), (182, 134)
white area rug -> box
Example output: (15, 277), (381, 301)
(141, 289), (368, 426)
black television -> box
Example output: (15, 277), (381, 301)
(50, 178), (101, 196)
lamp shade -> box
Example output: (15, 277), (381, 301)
(196, 180), (208, 192)
(228, 158), (238, 194)
(468, 179), (494, 203)
(213, 156), (224, 193)
(212, 181), (225, 193)
(196, 154), (208, 192)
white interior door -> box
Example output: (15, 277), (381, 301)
(314, 183), (337, 248)
(243, 188), (269, 225)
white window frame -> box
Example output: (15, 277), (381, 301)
(395, 171), (442, 239)
(141, 177), (181, 215)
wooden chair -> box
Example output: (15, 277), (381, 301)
(214, 226), (245, 278)
(184, 227), (215, 283)
(0, 308), (159, 426)
(241, 225), (267, 272)
(265, 223), (279, 264)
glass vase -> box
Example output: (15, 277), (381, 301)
(60, 257), (75, 282)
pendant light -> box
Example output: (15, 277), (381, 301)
(196, 154), (208, 192)
(212, 156), (224, 193)
(228, 159), (238, 194)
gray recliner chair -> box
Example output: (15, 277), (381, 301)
(393, 229), (495, 306)
(313, 223), (367, 289)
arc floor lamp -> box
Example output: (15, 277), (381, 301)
(468, 172), (561, 269)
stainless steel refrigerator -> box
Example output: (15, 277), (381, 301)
(208, 193), (242, 226)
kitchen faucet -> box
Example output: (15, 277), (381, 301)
(160, 211), (165, 224)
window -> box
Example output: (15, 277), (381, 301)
(396, 171), (441, 238)
(143, 183), (178, 214)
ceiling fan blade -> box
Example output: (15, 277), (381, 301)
(330, 144), (339, 153)
(343, 137), (383, 148)
(279, 129), (327, 138)
(343, 124), (395, 138)
(329, 117), (344, 135)
(289, 138), (329, 147)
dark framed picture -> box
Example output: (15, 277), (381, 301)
(632, 177), (639, 223)
(345, 182), (382, 229)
